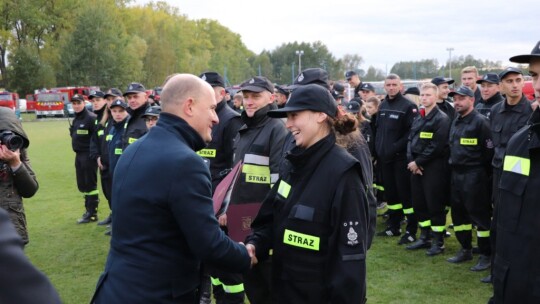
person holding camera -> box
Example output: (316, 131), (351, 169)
(0, 107), (38, 246)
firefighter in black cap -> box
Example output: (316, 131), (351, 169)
(346, 70), (363, 98)
(489, 41), (540, 303)
(475, 73), (504, 120)
(198, 71), (244, 304)
(122, 82), (150, 148)
(431, 76), (456, 121)
(447, 86), (493, 271)
(70, 94), (99, 223)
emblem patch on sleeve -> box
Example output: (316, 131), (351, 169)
(343, 221), (359, 246)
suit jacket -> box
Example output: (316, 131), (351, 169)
(92, 113), (250, 304)
(0, 209), (61, 304)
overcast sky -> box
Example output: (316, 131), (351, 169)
(137, 0), (538, 73)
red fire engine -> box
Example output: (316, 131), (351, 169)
(25, 94), (37, 112)
(35, 90), (65, 118)
(0, 91), (20, 111)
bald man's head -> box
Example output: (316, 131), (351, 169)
(160, 74), (219, 143)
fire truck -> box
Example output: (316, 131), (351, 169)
(0, 91), (20, 111)
(35, 90), (65, 118)
(25, 94), (37, 112)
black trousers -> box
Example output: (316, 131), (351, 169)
(244, 259), (272, 304)
(75, 152), (98, 194)
(410, 158), (449, 231)
(380, 158), (417, 233)
(100, 168), (112, 209)
(450, 167), (492, 255)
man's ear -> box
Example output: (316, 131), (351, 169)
(183, 98), (195, 117)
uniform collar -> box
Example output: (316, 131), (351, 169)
(499, 95), (530, 113)
(156, 112), (206, 152)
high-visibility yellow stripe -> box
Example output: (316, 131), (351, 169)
(210, 277), (244, 294)
(210, 277), (221, 286)
(97, 130), (104, 136)
(197, 149), (217, 158)
(460, 138), (477, 145)
(431, 226), (445, 232)
(106, 135), (113, 141)
(76, 129), (89, 135)
(477, 230), (490, 238)
(283, 229), (320, 251)
(277, 180), (291, 198)
(403, 208), (414, 215)
(453, 224), (472, 232)
(83, 190), (99, 196)
(115, 148), (122, 155)
(420, 132), (433, 139)
(128, 137), (137, 144)
(503, 155), (530, 176)
(387, 203), (403, 210)
(243, 164), (270, 184)
(419, 220), (431, 227)
(373, 184), (385, 191)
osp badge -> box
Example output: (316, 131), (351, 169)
(201, 74), (207, 81)
(343, 221), (359, 246)
(297, 73), (305, 82)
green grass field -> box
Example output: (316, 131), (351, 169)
(20, 114), (492, 303)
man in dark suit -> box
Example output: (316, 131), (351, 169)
(0, 208), (61, 304)
(92, 74), (253, 304)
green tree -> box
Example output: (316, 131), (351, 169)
(7, 45), (55, 94)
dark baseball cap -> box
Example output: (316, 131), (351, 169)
(449, 86), (474, 98)
(104, 88), (123, 99)
(123, 82), (146, 96)
(509, 41), (540, 63)
(239, 76), (274, 93)
(345, 100), (361, 113)
(143, 105), (161, 117)
(431, 76), (455, 86)
(89, 90), (105, 99)
(268, 84), (337, 118)
(331, 90), (343, 100)
(285, 68), (330, 90)
(333, 83), (345, 93)
(360, 83), (375, 92)
(498, 67), (523, 80)
(71, 94), (85, 102)
(404, 87), (420, 96)
(109, 99), (128, 109)
(476, 73), (500, 84)
(200, 72), (225, 88)
(345, 71), (357, 79)
(275, 85), (289, 96)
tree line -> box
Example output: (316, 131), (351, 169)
(0, 0), (509, 95)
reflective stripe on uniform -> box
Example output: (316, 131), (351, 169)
(197, 149), (216, 158)
(270, 173), (279, 184)
(431, 226), (445, 232)
(97, 130), (104, 136)
(277, 180), (291, 198)
(477, 230), (490, 238)
(115, 148), (122, 155)
(283, 229), (320, 251)
(128, 137), (137, 144)
(82, 189), (99, 196)
(76, 130), (89, 135)
(460, 138), (478, 145)
(403, 208), (414, 215)
(243, 154), (269, 166)
(210, 277), (244, 294)
(373, 183), (385, 191)
(420, 132), (433, 139)
(503, 155), (530, 176)
(419, 220), (431, 227)
(106, 135), (113, 141)
(453, 224), (472, 232)
(387, 203), (403, 210)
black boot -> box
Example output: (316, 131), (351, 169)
(470, 255), (491, 272)
(426, 232), (445, 256)
(406, 228), (431, 250)
(77, 195), (98, 224)
(98, 213), (112, 226)
(447, 248), (473, 263)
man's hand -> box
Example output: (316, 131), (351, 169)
(218, 214), (227, 227)
(407, 161), (423, 175)
(97, 157), (103, 170)
(245, 243), (258, 267)
(0, 145), (21, 169)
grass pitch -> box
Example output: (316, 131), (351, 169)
(20, 115), (492, 303)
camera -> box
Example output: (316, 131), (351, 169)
(0, 130), (24, 152)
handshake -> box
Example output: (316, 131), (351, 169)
(240, 243), (258, 268)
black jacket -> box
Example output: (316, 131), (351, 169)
(475, 92), (504, 120)
(247, 133), (368, 304)
(198, 100), (243, 189)
(122, 103), (149, 149)
(407, 108), (451, 167)
(92, 113), (250, 303)
(449, 109), (493, 168)
(70, 108), (96, 153)
(490, 95), (533, 169)
(493, 108), (540, 303)
(231, 104), (288, 205)
(375, 92), (418, 162)
(89, 108), (112, 168)
(436, 99), (456, 121)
